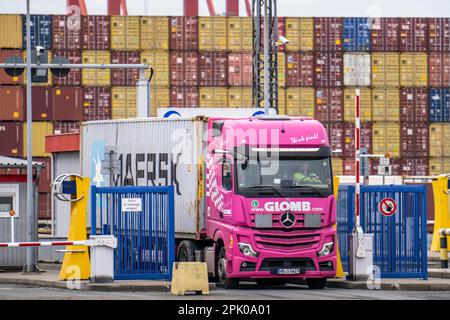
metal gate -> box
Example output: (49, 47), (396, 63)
(337, 185), (428, 278)
(91, 186), (175, 280)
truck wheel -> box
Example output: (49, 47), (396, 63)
(217, 247), (239, 289)
(306, 278), (327, 289)
(177, 240), (200, 262)
(256, 279), (287, 286)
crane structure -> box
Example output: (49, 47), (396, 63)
(66, 0), (128, 15)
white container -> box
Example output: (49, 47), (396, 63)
(156, 107), (277, 118)
(344, 53), (371, 87)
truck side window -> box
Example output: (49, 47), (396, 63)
(222, 160), (232, 191)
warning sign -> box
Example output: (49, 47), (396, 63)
(121, 198), (142, 212)
(379, 198), (397, 216)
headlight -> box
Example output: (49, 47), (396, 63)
(238, 243), (258, 257)
(318, 242), (334, 257)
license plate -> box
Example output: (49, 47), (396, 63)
(274, 268), (301, 275)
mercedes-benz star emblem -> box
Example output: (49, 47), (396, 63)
(280, 212), (296, 228)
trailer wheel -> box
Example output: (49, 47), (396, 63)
(306, 278), (327, 289)
(217, 247), (239, 289)
(177, 240), (200, 262)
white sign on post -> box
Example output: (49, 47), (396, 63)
(121, 198), (142, 212)
(379, 157), (390, 166)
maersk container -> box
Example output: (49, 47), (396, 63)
(81, 118), (207, 236)
(343, 53), (371, 86)
(343, 18), (371, 51)
(22, 15), (52, 49)
(429, 88), (450, 122)
(370, 18), (400, 52)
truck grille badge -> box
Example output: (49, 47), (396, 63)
(280, 212), (296, 228)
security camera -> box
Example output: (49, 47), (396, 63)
(35, 46), (45, 56)
(278, 36), (290, 45)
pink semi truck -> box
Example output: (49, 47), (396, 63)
(82, 113), (336, 289)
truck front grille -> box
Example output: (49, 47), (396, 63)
(253, 229), (321, 252)
(250, 213), (324, 229)
(259, 258), (316, 272)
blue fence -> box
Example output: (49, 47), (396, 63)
(91, 186), (175, 280)
(337, 184), (428, 279)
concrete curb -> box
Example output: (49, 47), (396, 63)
(327, 278), (450, 291)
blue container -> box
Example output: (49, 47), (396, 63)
(343, 18), (371, 51)
(429, 88), (450, 122)
(22, 15), (52, 50)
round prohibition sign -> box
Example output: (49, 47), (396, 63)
(379, 198), (397, 217)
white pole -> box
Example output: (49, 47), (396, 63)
(355, 88), (361, 230)
(10, 215), (14, 243)
(263, 0), (269, 115)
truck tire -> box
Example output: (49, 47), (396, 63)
(256, 279), (287, 286)
(177, 240), (201, 262)
(306, 278), (327, 289)
(217, 247), (239, 289)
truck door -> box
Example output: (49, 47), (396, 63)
(207, 154), (234, 220)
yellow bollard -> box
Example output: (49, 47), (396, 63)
(431, 175), (450, 252)
(333, 176), (345, 278)
(171, 262), (209, 295)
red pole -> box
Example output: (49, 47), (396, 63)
(226, 0), (239, 16)
(205, 0), (216, 16)
(245, 0), (252, 16)
(66, 0), (88, 15)
(355, 89), (361, 228)
(107, 0), (121, 15)
(184, 0), (199, 16)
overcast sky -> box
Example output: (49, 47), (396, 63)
(0, 0), (448, 17)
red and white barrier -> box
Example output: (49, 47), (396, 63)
(0, 240), (88, 248)
(354, 89), (361, 228)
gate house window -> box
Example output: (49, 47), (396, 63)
(0, 185), (19, 218)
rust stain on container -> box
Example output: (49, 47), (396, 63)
(52, 86), (82, 121)
(227, 52), (252, 86)
(170, 51), (198, 86)
(371, 18), (400, 52)
(314, 52), (343, 87)
(24, 86), (52, 121)
(52, 49), (81, 86)
(286, 52), (314, 87)
(81, 15), (110, 50)
(52, 15), (81, 50)
(199, 52), (228, 87)
(170, 17), (198, 51)
(170, 87), (199, 108)
(314, 17), (343, 52)
(82, 87), (111, 121)
(314, 88), (343, 122)
(400, 123), (429, 158)
(111, 51), (140, 86)
(429, 53), (450, 87)
(0, 122), (23, 157)
(0, 50), (23, 84)
(399, 18), (428, 52)
(400, 88), (428, 123)
(0, 86), (24, 121)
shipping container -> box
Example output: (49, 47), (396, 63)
(23, 86), (52, 121)
(429, 53), (450, 87)
(400, 158), (429, 176)
(170, 87), (199, 108)
(370, 158), (401, 175)
(111, 51), (140, 86)
(141, 51), (169, 86)
(325, 123), (344, 154)
(111, 86), (137, 119)
(343, 88), (371, 122)
(110, 16), (140, 50)
(372, 123), (401, 158)
(38, 193), (51, 220)
(149, 86), (170, 116)
(370, 18), (400, 52)
(23, 50), (52, 86)
(429, 158), (450, 176)
(314, 17), (343, 51)
(399, 53), (428, 87)
(343, 18), (371, 51)
(400, 123), (429, 158)
(227, 52), (252, 86)
(399, 18), (428, 52)
(227, 17), (252, 51)
(140, 16), (169, 51)
(371, 53), (400, 87)
(199, 87), (228, 108)
(260, 17), (286, 51)
(22, 15), (52, 49)
(429, 88), (450, 122)
(429, 123), (450, 158)
(227, 87), (253, 108)
(53, 121), (80, 134)
(259, 52), (286, 87)
(343, 52), (371, 86)
(314, 52), (343, 87)
(0, 122), (22, 157)
(169, 17), (198, 51)
(400, 88), (428, 122)
(285, 18), (314, 51)
(314, 88), (343, 122)
(82, 87), (111, 121)
(286, 52), (314, 87)
(0, 86), (24, 121)
(285, 88), (314, 117)
(170, 51), (198, 86)
(81, 16), (110, 50)
(33, 157), (51, 193)
(372, 89), (400, 122)
(81, 50), (111, 86)
(23, 122), (53, 157)
(343, 123), (372, 158)
(0, 50), (23, 84)
(199, 52), (228, 86)
(51, 86), (82, 121)
(198, 17), (227, 51)
(0, 14), (22, 48)
(51, 15), (81, 50)
(428, 18), (450, 52)
(275, 88), (286, 114)
(331, 157), (343, 176)
(51, 49), (81, 86)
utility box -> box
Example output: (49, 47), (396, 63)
(348, 233), (374, 281)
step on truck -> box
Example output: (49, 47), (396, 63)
(81, 114), (337, 289)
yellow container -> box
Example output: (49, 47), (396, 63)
(23, 51), (52, 85)
(343, 88), (372, 122)
(285, 88), (315, 117)
(111, 16), (140, 50)
(285, 18), (314, 51)
(331, 158), (344, 176)
(371, 53), (399, 87)
(141, 51), (169, 86)
(371, 89), (400, 122)
(200, 87), (228, 108)
(259, 52), (286, 87)
(112, 87), (137, 119)
(199, 17), (227, 51)
(429, 159), (450, 176)
(228, 87), (252, 108)
(400, 53), (428, 87)
(82, 51), (111, 86)
(429, 124), (450, 158)
(23, 122), (53, 157)
(372, 123), (400, 158)
(227, 17), (252, 51)
(140, 16), (169, 50)
(150, 86), (170, 116)
(0, 14), (22, 48)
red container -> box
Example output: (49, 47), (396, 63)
(38, 193), (51, 220)
(399, 18), (428, 52)
(343, 123), (372, 158)
(428, 18), (450, 52)
(371, 158), (401, 176)
(170, 51), (199, 86)
(111, 51), (140, 86)
(51, 50), (82, 86)
(401, 159), (429, 176)
(400, 88), (428, 123)
(227, 52), (252, 86)
(24, 86), (53, 121)
(52, 15), (81, 50)
(170, 87), (199, 108)
(51, 87), (82, 121)
(53, 121), (81, 134)
(429, 53), (450, 87)
(0, 50), (23, 85)
(81, 15), (110, 50)
(0, 122), (23, 157)
(0, 86), (24, 121)
(314, 17), (343, 52)
(325, 123), (344, 153)
(286, 52), (314, 87)
(314, 52), (343, 87)
(261, 17), (286, 51)
(82, 87), (111, 121)
(343, 159), (355, 175)
(315, 88), (343, 122)
(199, 52), (228, 87)
(169, 17), (198, 51)
(33, 157), (51, 193)
(370, 18), (400, 51)
(400, 123), (429, 158)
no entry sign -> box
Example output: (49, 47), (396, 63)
(379, 198), (397, 216)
